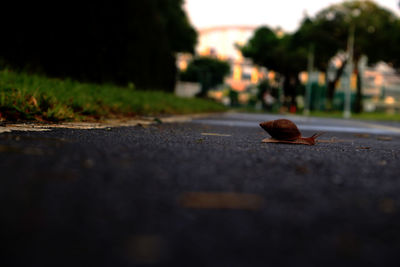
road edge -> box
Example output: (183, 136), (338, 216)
(0, 112), (221, 133)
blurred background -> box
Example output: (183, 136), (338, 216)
(179, 0), (400, 117)
(2, 0), (400, 121)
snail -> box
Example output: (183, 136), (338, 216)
(260, 119), (323, 145)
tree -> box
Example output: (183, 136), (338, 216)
(180, 57), (231, 97)
(240, 27), (307, 109)
(296, 0), (400, 112)
(0, 0), (197, 91)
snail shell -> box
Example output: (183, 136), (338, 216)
(260, 119), (323, 145)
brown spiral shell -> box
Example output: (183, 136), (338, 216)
(260, 119), (323, 145)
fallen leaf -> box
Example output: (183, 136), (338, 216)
(378, 160), (387, 166)
(295, 165), (309, 174)
(82, 158), (95, 168)
(377, 136), (392, 141)
(354, 133), (370, 138)
(0, 144), (45, 155)
(201, 133), (231, 137)
(379, 198), (396, 214)
(262, 138), (313, 145)
(125, 235), (166, 264)
(178, 192), (263, 210)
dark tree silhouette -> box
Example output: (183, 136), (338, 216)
(296, 0), (400, 112)
(240, 27), (307, 108)
(0, 0), (197, 91)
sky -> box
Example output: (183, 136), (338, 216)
(184, 0), (400, 33)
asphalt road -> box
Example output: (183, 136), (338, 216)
(2, 112), (400, 267)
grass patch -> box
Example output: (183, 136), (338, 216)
(308, 111), (400, 122)
(0, 69), (226, 122)
(234, 107), (400, 122)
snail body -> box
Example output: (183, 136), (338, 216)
(260, 119), (322, 145)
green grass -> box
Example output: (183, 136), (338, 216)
(235, 106), (400, 122)
(0, 69), (226, 122)
(308, 111), (400, 122)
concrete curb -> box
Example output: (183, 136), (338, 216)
(0, 113), (219, 133)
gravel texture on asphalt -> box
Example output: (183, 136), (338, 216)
(2, 121), (400, 267)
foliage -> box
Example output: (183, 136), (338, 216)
(240, 27), (307, 106)
(180, 57), (231, 96)
(298, 0), (399, 67)
(0, 0), (197, 91)
(296, 0), (400, 111)
(240, 27), (281, 70)
(240, 1), (400, 112)
(0, 70), (226, 122)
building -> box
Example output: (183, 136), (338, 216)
(177, 25), (269, 93)
(362, 62), (400, 112)
(299, 62), (400, 113)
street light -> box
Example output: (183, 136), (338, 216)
(338, 6), (360, 119)
(343, 25), (354, 119)
(304, 45), (314, 116)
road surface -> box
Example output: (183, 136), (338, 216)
(2, 112), (400, 267)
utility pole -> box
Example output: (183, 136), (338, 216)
(343, 25), (354, 119)
(304, 45), (314, 116)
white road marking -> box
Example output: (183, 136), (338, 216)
(192, 118), (400, 135)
